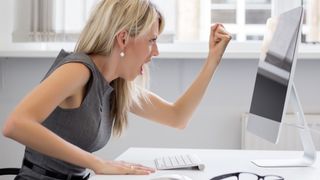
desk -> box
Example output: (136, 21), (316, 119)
(90, 147), (320, 180)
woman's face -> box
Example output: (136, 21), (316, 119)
(120, 21), (159, 81)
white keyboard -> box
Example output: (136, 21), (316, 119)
(154, 154), (205, 171)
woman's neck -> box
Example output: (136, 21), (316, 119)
(89, 53), (120, 83)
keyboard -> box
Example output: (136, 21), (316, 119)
(154, 154), (205, 171)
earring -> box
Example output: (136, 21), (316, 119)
(120, 51), (125, 58)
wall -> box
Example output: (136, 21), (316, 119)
(1, 57), (320, 169)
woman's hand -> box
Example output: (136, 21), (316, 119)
(92, 158), (155, 175)
(208, 23), (232, 65)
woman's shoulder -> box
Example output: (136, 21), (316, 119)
(43, 50), (96, 80)
(57, 49), (95, 71)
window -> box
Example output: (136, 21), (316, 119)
(12, 0), (174, 43)
(12, 0), (320, 44)
(176, 0), (320, 44)
(209, 0), (271, 42)
(13, 0), (97, 42)
(302, 0), (320, 44)
(173, 0), (271, 42)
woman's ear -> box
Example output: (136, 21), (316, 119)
(116, 30), (129, 49)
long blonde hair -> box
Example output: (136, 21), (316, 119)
(75, 0), (165, 136)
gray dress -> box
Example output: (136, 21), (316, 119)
(15, 50), (114, 179)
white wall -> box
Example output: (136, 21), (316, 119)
(1, 57), (320, 170)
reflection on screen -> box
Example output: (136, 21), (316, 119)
(250, 74), (287, 122)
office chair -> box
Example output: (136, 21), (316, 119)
(0, 168), (20, 176)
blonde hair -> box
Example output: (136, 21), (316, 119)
(75, 0), (165, 136)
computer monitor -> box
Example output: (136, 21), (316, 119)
(247, 6), (317, 167)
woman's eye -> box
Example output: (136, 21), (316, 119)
(150, 38), (157, 43)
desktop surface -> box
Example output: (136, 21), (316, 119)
(89, 147), (320, 180)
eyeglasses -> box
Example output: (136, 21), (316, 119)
(210, 172), (284, 180)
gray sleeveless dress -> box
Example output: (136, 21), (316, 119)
(15, 50), (114, 179)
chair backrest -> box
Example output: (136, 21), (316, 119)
(0, 168), (20, 176)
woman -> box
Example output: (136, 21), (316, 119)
(2, 0), (231, 179)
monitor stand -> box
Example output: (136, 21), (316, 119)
(252, 83), (317, 167)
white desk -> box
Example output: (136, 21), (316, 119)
(90, 147), (320, 180)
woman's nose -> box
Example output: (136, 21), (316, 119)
(152, 43), (159, 56)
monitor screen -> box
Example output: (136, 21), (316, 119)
(247, 7), (304, 143)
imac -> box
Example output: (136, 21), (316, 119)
(247, 6), (317, 167)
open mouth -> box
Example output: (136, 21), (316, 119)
(140, 60), (150, 75)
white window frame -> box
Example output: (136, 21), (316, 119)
(204, 0), (271, 42)
(197, 0), (320, 59)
